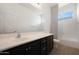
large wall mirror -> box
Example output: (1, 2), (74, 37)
(0, 3), (43, 34)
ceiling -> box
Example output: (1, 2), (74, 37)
(45, 3), (57, 7)
(59, 3), (70, 8)
(18, 3), (57, 12)
(19, 3), (57, 8)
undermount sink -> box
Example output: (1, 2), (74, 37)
(16, 37), (27, 40)
(14, 36), (29, 42)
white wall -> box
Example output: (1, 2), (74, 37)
(50, 5), (58, 39)
(58, 4), (79, 49)
(41, 4), (58, 39)
(77, 4), (79, 39)
(58, 4), (77, 39)
(41, 4), (51, 32)
(0, 3), (43, 34)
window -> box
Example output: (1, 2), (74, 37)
(58, 11), (72, 20)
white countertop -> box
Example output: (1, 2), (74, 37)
(0, 32), (53, 51)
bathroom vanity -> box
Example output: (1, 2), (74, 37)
(0, 32), (53, 55)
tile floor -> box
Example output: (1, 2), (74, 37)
(50, 43), (79, 55)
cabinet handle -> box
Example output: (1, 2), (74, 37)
(26, 46), (31, 51)
(26, 48), (28, 51)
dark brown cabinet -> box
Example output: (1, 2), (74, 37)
(0, 35), (53, 55)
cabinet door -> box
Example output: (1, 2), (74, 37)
(2, 44), (29, 55)
(28, 40), (41, 55)
(47, 35), (53, 54)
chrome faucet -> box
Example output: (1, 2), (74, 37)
(14, 31), (21, 38)
(16, 32), (21, 38)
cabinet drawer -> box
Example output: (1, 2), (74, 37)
(40, 38), (47, 55)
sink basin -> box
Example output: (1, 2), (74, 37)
(14, 37), (28, 42)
